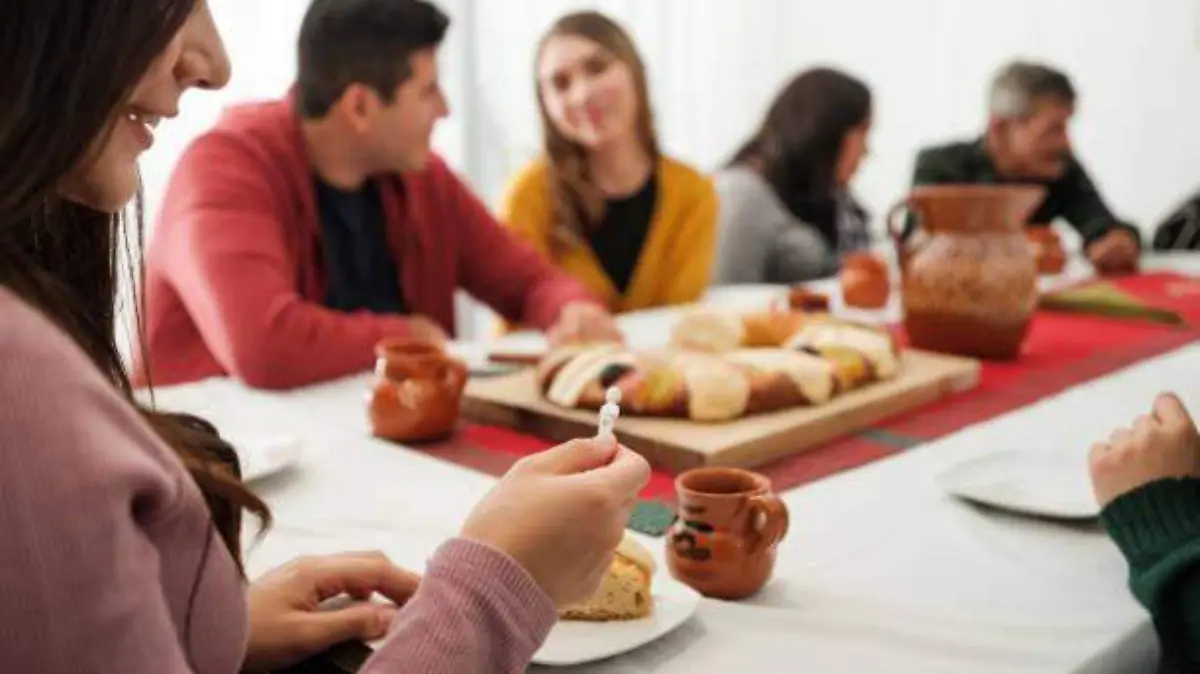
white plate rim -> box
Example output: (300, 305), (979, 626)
(532, 574), (703, 667)
(233, 435), (302, 483)
(936, 450), (1100, 521)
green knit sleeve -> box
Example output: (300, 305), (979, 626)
(1101, 478), (1200, 670)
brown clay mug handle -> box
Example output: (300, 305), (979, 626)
(885, 196), (921, 271)
(444, 357), (469, 395)
(747, 494), (789, 553)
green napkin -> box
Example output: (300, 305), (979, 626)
(627, 500), (677, 537)
(1039, 282), (1185, 325)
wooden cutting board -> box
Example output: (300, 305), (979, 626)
(462, 349), (981, 473)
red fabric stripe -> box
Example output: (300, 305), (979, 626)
(438, 426), (898, 506)
(453, 425), (677, 500)
(882, 274), (1200, 439)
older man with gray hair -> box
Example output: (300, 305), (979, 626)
(910, 61), (1140, 274)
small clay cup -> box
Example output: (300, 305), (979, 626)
(368, 339), (468, 443)
(666, 467), (789, 600)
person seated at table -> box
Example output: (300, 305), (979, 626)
(1150, 187), (1200, 251)
(1089, 393), (1200, 672)
(137, 0), (622, 391)
(0, 1), (651, 671)
(499, 11), (716, 317)
(910, 61), (1141, 274)
(712, 67), (873, 285)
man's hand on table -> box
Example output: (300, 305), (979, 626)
(546, 301), (623, 347)
(1089, 393), (1200, 507)
(406, 315), (448, 346)
(1086, 229), (1140, 276)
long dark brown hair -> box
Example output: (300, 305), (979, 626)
(1, 0), (268, 566)
(732, 67), (871, 247)
(535, 11), (660, 251)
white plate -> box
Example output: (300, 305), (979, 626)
(533, 575), (702, 667)
(228, 434), (302, 482)
(936, 450), (1099, 520)
(444, 342), (526, 377)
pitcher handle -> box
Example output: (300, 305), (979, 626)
(886, 196), (923, 271)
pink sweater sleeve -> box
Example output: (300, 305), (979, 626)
(440, 163), (602, 329)
(363, 538), (558, 674)
(160, 133), (414, 389)
(0, 291), (248, 674)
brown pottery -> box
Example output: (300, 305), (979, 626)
(1026, 226), (1067, 275)
(368, 339), (468, 443)
(887, 184), (1044, 360)
(666, 467), (789, 600)
(840, 251), (891, 309)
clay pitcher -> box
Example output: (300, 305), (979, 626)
(368, 339), (468, 443)
(666, 467), (789, 600)
(886, 185), (1044, 360)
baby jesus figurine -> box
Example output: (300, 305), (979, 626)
(596, 387), (622, 440)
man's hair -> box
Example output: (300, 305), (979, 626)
(988, 61), (1076, 119)
(297, 0), (450, 119)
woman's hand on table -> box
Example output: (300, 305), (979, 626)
(1089, 393), (1200, 507)
(406, 315), (449, 346)
(242, 551), (421, 672)
(546, 302), (624, 346)
(461, 436), (651, 607)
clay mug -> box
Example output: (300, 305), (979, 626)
(368, 338), (468, 443)
(1026, 225), (1067, 275)
(840, 251), (891, 309)
(666, 467), (789, 600)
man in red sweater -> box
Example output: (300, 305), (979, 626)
(137, 0), (619, 390)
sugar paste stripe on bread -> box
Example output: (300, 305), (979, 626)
(784, 320), (899, 380)
(723, 348), (836, 405)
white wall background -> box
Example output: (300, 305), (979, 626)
(137, 0), (1200, 339)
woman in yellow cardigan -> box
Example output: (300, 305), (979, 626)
(500, 11), (716, 316)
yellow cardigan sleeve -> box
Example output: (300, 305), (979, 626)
(659, 176), (718, 305)
(494, 163), (556, 333)
(497, 162), (554, 258)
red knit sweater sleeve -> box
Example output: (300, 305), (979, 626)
(437, 162), (600, 329)
(159, 132), (413, 390)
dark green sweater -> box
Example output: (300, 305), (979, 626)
(911, 138), (1141, 248)
(1102, 478), (1200, 672)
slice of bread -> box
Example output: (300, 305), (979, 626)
(559, 535), (656, 621)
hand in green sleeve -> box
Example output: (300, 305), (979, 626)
(1091, 393), (1200, 670)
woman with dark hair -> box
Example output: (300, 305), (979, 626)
(713, 67), (873, 285)
(501, 11), (716, 316)
(0, 1), (648, 671)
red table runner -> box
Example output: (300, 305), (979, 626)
(416, 272), (1200, 506)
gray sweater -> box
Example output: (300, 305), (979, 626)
(712, 166), (869, 285)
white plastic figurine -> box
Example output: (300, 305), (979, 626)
(597, 386), (622, 440)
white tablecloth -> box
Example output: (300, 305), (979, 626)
(146, 253), (1200, 673)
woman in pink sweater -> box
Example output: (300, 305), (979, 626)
(0, 1), (650, 673)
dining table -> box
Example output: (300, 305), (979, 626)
(145, 252), (1200, 673)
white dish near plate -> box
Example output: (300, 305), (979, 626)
(533, 574), (702, 667)
(228, 433), (302, 482)
(936, 450), (1099, 520)
(444, 342), (526, 377)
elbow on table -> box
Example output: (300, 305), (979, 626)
(221, 334), (311, 391)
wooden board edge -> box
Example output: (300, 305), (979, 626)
(459, 396), (706, 474)
(707, 367), (971, 469)
(461, 348), (983, 473)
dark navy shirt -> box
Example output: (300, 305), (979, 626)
(588, 175), (658, 294)
(314, 178), (406, 314)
